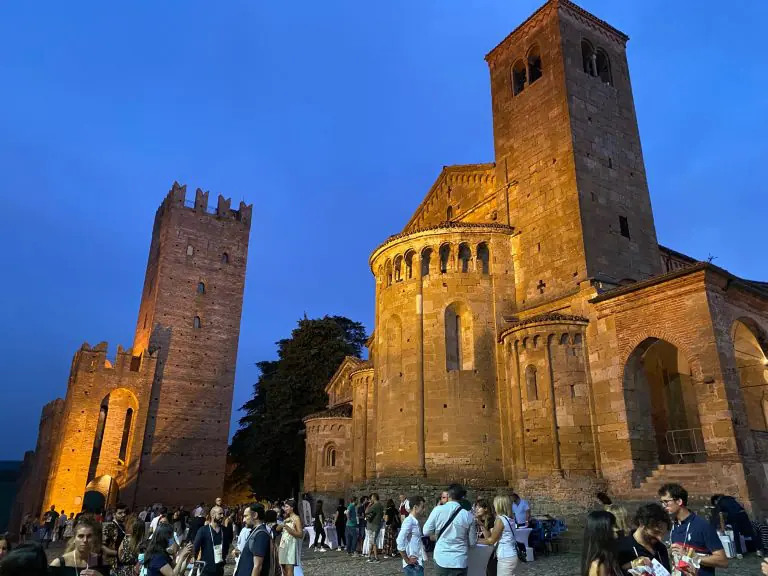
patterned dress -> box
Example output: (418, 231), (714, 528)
(115, 538), (140, 576)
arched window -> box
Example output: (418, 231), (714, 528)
(385, 259), (393, 287)
(197, 282), (205, 295)
(421, 248), (432, 277)
(193, 316), (202, 329)
(118, 408), (134, 465)
(325, 445), (337, 467)
(447, 206), (453, 221)
(527, 45), (543, 84)
(445, 302), (474, 371)
(582, 40), (596, 76)
(186, 245), (194, 256)
(560, 333), (570, 345)
(394, 255), (403, 282)
(596, 49), (612, 85)
(477, 242), (490, 274)
(222, 252), (230, 264)
(512, 60), (527, 95)
(439, 244), (451, 274)
(526, 365), (538, 401)
(574, 333), (583, 346)
(458, 243), (472, 273)
(404, 250), (415, 280)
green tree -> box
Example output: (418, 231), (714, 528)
(229, 315), (367, 498)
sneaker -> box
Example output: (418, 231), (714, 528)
(319, 548), (327, 553)
(366, 558), (373, 563)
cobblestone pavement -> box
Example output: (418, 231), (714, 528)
(296, 548), (765, 576)
(45, 541), (766, 575)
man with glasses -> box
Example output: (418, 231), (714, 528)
(658, 483), (727, 575)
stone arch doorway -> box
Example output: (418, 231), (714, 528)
(86, 389), (139, 485)
(83, 475), (119, 513)
(731, 319), (768, 430)
(624, 337), (705, 466)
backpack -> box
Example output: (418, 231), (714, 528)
(255, 524), (282, 576)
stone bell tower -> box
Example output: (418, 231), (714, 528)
(486, 0), (661, 309)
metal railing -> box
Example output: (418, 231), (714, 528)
(666, 428), (706, 463)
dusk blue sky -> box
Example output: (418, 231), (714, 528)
(1, 0), (766, 460)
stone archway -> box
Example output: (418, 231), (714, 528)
(83, 475), (119, 513)
(731, 319), (768, 431)
(624, 337), (705, 467)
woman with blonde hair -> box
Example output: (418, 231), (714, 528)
(477, 495), (519, 575)
(49, 515), (110, 575)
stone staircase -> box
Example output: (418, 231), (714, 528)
(628, 463), (714, 506)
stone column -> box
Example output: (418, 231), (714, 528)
(416, 253), (427, 476)
(545, 336), (563, 475)
(512, 342), (527, 475)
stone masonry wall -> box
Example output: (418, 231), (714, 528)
(43, 344), (155, 513)
(133, 184), (251, 507)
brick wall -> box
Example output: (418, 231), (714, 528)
(133, 184), (251, 506)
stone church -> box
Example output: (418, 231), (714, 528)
(12, 184), (251, 525)
(303, 0), (768, 514)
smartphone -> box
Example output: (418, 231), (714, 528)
(186, 561), (206, 575)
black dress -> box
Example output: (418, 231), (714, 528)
(50, 553), (111, 576)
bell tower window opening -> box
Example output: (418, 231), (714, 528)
(581, 40), (596, 76)
(527, 45), (542, 84)
(222, 252), (229, 264)
(197, 282), (206, 295)
(447, 206), (453, 221)
(512, 60), (527, 95)
(193, 316), (202, 329)
(596, 49), (612, 85)
(186, 245), (194, 256)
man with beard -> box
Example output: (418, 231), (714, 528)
(194, 505), (230, 576)
(617, 503), (671, 574)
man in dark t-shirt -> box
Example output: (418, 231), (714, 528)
(617, 503), (671, 575)
(365, 493), (385, 563)
(235, 503), (272, 576)
(194, 506), (230, 576)
(43, 506), (59, 548)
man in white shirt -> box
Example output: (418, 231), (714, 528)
(511, 493), (531, 527)
(423, 484), (477, 576)
(397, 496), (425, 575)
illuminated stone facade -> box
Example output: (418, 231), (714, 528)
(13, 184), (251, 523)
(304, 0), (768, 515)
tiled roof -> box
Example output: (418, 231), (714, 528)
(303, 403), (353, 422)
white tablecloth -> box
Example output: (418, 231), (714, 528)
(303, 525), (339, 549)
(468, 544), (495, 576)
(515, 527), (535, 561)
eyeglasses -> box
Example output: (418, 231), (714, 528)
(659, 498), (676, 507)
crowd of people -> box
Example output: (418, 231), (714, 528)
(2, 482), (768, 576)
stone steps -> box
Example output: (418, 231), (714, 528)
(628, 464), (715, 503)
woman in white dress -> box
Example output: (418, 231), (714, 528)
(276, 499), (304, 576)
(477, 495), (519, 576)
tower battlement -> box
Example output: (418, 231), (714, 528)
(71, 341), (156, 377)
(160, 181), (253, 229)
